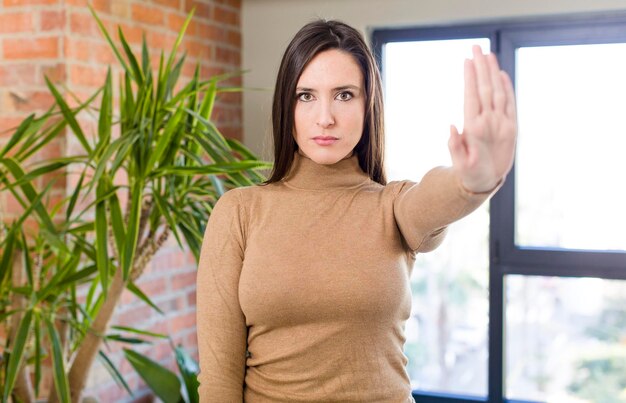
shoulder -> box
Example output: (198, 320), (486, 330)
(381, 179), (417, 199)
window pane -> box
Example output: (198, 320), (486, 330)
(515, 44), (626, 251)
(384, 38), (490, 397)
(505, 275), (626, 402)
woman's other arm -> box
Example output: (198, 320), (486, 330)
(196, 189), (247, 402)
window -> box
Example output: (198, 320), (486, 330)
(374, 12), (626, 403)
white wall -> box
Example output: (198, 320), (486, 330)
(242, 0), (626, 159)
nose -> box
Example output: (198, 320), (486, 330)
(316, 100), (335, 128)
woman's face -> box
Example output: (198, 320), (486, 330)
(293, 49), (365, 165)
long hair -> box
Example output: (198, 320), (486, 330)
(265, 19), (386, 185)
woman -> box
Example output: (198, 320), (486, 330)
(196, 19), (516, 402)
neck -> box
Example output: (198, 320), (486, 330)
(282, 152), (369, 190)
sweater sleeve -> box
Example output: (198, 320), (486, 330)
(196, 189), (247, 402)
(393, 166), (501, 252)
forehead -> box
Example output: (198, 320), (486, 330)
(297, 49), (363, 87)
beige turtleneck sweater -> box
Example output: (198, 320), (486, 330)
(196, 153), (496, 402)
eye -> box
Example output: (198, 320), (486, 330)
(336, 91), (354, 101)
(297, 92), (314, 102)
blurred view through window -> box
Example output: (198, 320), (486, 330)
(382, 31), (626, 403)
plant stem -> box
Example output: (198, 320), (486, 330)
(52, 267), (127, 403)
(10, 249), (35, 403)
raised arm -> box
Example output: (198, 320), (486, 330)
(394, 46), (516, 252)
(196, 189), (247, 402)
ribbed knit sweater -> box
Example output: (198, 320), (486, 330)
(196, 152), (495, 402)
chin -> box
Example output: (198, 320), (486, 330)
(301, 148), (352, 165)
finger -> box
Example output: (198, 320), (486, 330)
(464, 59), (480, 121)
(500, 71), (517, 121)
(472, 45), (493, 111)
(488, 53), (506, 112)
(448, 125), (467, 170)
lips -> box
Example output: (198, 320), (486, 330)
(313, 136), (338, 146)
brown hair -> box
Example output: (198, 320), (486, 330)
(265, 19), (386, 185)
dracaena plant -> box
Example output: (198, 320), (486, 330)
(0, 7), (268, 403)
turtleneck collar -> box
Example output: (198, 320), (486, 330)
(282, 152), (371, 190)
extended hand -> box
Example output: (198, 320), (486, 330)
(448, 45), (517, 193)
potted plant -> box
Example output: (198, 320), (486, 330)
(0, 8), (268, 402)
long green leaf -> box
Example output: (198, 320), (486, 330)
(45, 76), (92, 153)
(199, 80), (217, 121)
(98, 350), (133, 396)
(118, 27), (144, 86)
(0, 114), (35, 159)
(111, 326), (168, 339)
(34, 312), (42, 396)
(122, 181), (144, 279)
(57, 264), (98, 287)
(174, 345), (200, 403)
(97, 68), (113, 152)
(95, 177), (110, 292)
(45, 317), (71, 403)
(0, 157), (57, 234)
(164, 9), (194, 83)
(0, 226), (16, 286)
(89, 5), (131, 76)
(146, 103), (185, 172)
(108, 181), (126, 261)
(123, 349), (182, 403)
(127, 281), (164, 315)
(152, 161), (270, 177)
(66, 169), (85, 221)
(20, 228), (34, 287)
(3, 309), (34, 402)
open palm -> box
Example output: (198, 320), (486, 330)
(449, 45), (517, 193)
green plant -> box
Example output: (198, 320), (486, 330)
(123, 340), (200, 403)
(0, 7), (268, 403)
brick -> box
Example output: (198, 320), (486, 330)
(92, 42), (116, 65)
(187, 289), (196, 307)
(186, 39), (210, 59)
(169, 311), (195, 333)
(4, 37), (58, 59)
(215, 45), (240, 65)
(216, 0), (241, 8)
(132, 3), (165, 26)
(40, 10), (65, 31)
(69, 64), (107, 87)
(39, 63), (67, 85)
(69, 11), (98, 36)
(171, 271), (196, 291)
(0, 65), (36, 86)
(0, 117), (25, 136)
(147, 31), (176, 52)
(64, 37), (91, 60)
(226, 29), (241, 48)
(4, 90), (56, 113)
(3, 0), (56, 5)
(214, 4), (239, 26)
(91, 0), (111, 14)
(167, 11), (195, 35)
(0, 12), (34, 33)
(111, 1), (130, 18)
(184, 0), (211, 19)
(115, 22), (143, 45)
(155, 0), (180, 9)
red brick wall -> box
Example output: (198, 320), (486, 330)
(0, 0), (241, 401)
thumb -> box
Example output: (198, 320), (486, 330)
(448, 125), (466, 169)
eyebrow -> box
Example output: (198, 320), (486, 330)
(296, 85), (361, 92)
